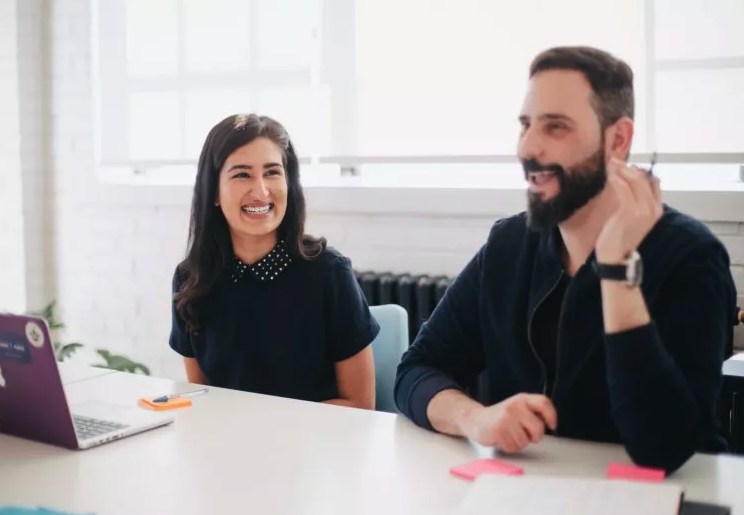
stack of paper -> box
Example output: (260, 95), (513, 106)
(452, 475), (684, 515)
(0, 508), (95, 515)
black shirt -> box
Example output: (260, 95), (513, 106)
(169, 244), (380, 403)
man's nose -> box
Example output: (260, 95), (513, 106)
(517, 126), (545, 163)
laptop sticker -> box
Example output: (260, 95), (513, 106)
(25, 321), (45, 348)
(0, 365), (5, 387)
(0, 334), (32, 364)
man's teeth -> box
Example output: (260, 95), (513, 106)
(529, 171), (555, 184)
(242, 205), (271, 214)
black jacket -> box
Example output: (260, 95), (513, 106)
(395, 205), (736, 473)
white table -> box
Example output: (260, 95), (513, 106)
(57, 362), (117, 385)
(2, 366), (744, 514)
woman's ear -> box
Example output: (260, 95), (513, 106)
(604, 116), (634, 161)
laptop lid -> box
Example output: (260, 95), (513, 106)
(0, 313), (78, 448)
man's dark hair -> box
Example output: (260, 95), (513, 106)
(529, 46), (634, 128)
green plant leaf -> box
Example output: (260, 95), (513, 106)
(25, 300), (151, 376)
(26, 300), (65, 331)
(57, 342), (83, 361)
(94, 349), (151, 375)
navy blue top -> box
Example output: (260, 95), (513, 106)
(169, 243), (380, 403)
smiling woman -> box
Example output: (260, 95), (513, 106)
(169, 114), (379, 410)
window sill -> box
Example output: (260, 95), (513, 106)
(96, 164), (744, 223)
(303, 184), (744, 223)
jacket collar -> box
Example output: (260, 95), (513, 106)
(535, 224), (599, 275)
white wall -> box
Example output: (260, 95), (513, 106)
(0, 0), (27, 313)
(5, 0), (744, 380)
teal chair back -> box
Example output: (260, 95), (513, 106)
(369, 304), (409, 413)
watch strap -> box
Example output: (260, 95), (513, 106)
(592, 250), (643, 286)
(593, 262), (628, 281)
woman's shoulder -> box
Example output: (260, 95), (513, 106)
(302, 245), (353, 273)
(292, 245), (358, 291)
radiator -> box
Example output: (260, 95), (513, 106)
(354, 271), (453, 345)
(355, 270), (492, 402)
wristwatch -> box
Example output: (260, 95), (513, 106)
(593, 250), (643, 287)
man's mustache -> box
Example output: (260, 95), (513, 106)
(522, 158), (566, 181)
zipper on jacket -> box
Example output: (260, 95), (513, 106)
(527, 270), (565, 399)
(548, 274), (574, 437)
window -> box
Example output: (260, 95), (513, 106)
(93, 0), (335, 166)
(93, 0), (744, 180)
(354, 0), (647, 157)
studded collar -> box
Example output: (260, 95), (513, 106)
(230, 240), (293, 284)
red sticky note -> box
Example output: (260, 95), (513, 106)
(606, 462), (665, 482)
(450, 459), (524, 481)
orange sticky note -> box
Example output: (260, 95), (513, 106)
(450, 459), (524, 481)
(138, 397), (193, 411)
(607, 462), (665, 482)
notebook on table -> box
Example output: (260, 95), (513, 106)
(452, 475), (729, 515)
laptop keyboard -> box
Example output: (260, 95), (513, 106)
(73, 415), (128, 441)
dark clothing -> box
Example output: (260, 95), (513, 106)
(394, 205), (736, 473)
(170, 245), (380, 403)
(531, 273), (570, 398)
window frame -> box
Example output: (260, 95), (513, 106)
(90, 0), (744, 182)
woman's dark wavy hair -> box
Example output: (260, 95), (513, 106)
(174, 113), (326, 332)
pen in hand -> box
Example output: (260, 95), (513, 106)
(646, 151), (657, 178)
(152, 387), (209, 404)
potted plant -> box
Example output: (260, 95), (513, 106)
(27, 301), (151, 375)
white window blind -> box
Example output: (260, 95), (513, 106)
(92, 0), (744, 170)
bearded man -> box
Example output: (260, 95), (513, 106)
(394, 46), (737, 474)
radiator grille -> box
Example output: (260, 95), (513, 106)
(354, 271), (452, 344)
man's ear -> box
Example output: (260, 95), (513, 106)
(604, 116), (634, 161)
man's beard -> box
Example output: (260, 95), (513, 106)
(524, 147), (607, 231)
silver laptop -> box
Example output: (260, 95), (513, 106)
(0, 313), (174, 449)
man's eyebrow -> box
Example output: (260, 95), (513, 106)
(537, 113), (574, 122)
(518, 113), (575, 124)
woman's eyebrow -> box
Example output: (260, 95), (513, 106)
(226, 162), (283, 173)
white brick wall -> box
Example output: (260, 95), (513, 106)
(0, 0), (27, 314)
(25, 0), (744, 380)
(17, 0), (54, 312)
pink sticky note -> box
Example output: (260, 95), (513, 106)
(450, 459), (524, 481)
(606, 462), (665, 482)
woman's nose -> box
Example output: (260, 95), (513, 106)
(250, 177), (270, 199)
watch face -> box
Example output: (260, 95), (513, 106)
(626, 251), (643, 285)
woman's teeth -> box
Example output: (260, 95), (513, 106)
(242, 205), (271, 214)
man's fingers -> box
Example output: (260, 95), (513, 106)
(509, 424), (530, 452)
(524, 395), (558, 430)
(622, 165), (650, 205)
(651, 175), (662, 204)
(607, 168), (635, 210)
(519, 409), (546, 443)
(493, 427), (519, 453)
